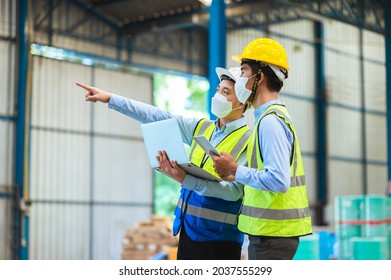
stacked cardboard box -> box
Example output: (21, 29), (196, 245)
(121, 216), (178, 260)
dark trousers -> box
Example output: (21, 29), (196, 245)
(176, 226), (242, 260)
(248, 235), (299, 260)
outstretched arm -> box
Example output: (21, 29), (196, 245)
(76, 81), (200, 145)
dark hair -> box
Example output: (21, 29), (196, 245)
(219, 75), (235, 83)
(244, 61), (283, 92)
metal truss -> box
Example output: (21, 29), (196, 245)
(124, 0), (385, 34)
(272, 0), (385, 34)
(226, 4), (303, 30)
(32, 0), (386, 72)
(33, 0), (121, 48)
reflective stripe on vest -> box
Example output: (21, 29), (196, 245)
(241, 205), (311, 220)
(177, 198), (237, 225)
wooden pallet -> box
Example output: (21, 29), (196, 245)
(121, 216), (178, 260)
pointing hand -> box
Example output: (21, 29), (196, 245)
(76, 82), (112, 103)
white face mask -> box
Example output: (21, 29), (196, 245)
(235, 75), (256, 104)
(211, 93), (234, 118)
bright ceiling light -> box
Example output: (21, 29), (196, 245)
(198, 0), (212, 6)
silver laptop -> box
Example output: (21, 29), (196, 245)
(140, 118), (221, 181)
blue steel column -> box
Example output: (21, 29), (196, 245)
(385, 1), (391, 195)
(208, 0), (226, 119)
(15, 0), (29, 259)
(315, 21), (327, 225)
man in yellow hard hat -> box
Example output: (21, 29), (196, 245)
(211, 38), (312, 260)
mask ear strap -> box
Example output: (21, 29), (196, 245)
(247, 67), (262, 104)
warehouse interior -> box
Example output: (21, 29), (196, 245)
(0, 0), (390, 260)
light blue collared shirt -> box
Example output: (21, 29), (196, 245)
(108, 94), (246, 201)
(235, 100), (293, 193)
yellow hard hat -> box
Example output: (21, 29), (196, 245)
(232, 38), (290, 72)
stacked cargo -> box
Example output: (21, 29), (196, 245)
(121, 216), (178, 260)
(388, 196), (391, 259)
(335, 195), (363, 259)
(334, 195), (390, 260)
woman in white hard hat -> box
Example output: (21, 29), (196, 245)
(211, 38), (313, 260)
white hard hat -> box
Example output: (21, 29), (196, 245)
(215, 67), (241, 82)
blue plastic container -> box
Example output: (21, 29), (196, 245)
(293, 233), (320, 260)
(350, 237), (388, 260)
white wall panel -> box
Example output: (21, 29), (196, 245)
(93, 138), (152, 203)
(302, 156), (316, 204)
(325, 21), (360, 56)
(30, 204), (90, 260)
(328, 160), (363, 199)
(0, 0), (16, 260)
(31, 57), (92, 131)
(0, 41), (15, 115)
(364, 62), (386, 112)
(30, 55), (154, 259)
(92, 205), (151, 260)
(0, 122), (14, 185)
(282, 41), (315, 98)
(283, 97), (316, 153)
(365, 114), (387, 161)
(326, 52), (361, 107)
(367, 165), (387, 194)
(93, 68), (152, 137)
(272, 20), (314, 41)
(363, 30), (385, 62)
(30, 130), (91, 201)
(0, 0), (16, 37)
(327, 107), (362, 158)
(325, 21), (363, 109)
(270, 20), (315, 98)
(30, 56), (92, 259)
(0, 197), (11, 260)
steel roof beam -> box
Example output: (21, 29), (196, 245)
(124, 1), (273, 35)
(123, 0), (385, 35)
(274, 0), (384, 34)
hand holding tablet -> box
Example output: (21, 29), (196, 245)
(193, 135), (221, 157)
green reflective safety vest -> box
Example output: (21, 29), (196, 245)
(238, 104), (313, 237)
(189, 119), (251, 177)
(172, 118), (251, 242)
